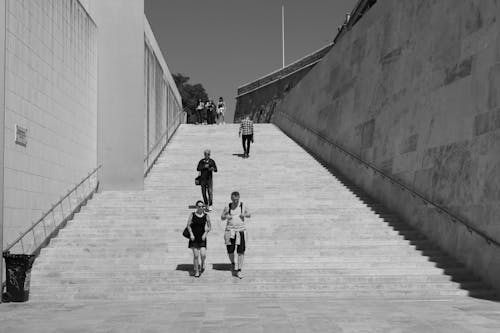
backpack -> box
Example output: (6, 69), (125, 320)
(228, 202), (243, 215)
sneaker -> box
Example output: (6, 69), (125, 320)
(236, 270), (243, 279)
(207, 206), (213, 212)
(194, 271), (200, 278)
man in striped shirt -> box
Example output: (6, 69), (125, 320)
(239, 115), (254, 158)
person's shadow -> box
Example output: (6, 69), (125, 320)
(232, 153), (246, 158)
(212, 263), (237, 277)
(176, 264), (195, 276)
(176, 263), (236, 276)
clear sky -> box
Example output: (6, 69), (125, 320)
(145, 0), (357, 122)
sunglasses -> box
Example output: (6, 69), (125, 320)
(197, 204), (205, 208)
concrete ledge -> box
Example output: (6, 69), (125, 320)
(236, 43), (333, 96)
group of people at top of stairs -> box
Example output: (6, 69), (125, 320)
(186, 116), (255, 279)
(195, 97), (226, 125)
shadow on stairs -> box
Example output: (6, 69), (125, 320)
(306, 147), (499, 302)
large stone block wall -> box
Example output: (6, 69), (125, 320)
(273, 0), (500, 289)
(234, 44), (333, 123)
(3, 0), (98, 248)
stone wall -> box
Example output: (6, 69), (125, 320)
(234, 44), (332, 123)
(273, 0), (500, 289)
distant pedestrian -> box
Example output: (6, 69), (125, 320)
(187, 200), (212, 277)
(239, 115), (254, 158)
(195, 99), (204, 125)
(217, 97), (226, 124)
(197, 149), (217, 211)
(207, 100), (216, 125)
(221, 191), (251, 279)
(201, 100), (208, 124)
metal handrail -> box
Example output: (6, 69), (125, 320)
(144, 111), (183, 163)
(144, 129), (169, 163)
(144, 111), (183, 177)
(276, 110), (500, 248)
(3, 165), (102, 253)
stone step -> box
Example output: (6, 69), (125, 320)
(28, 289), (496, 302)
(29, 281), (488, 292)
(34, 255), (454, 265)
(31, 267), (476, 279)
(38, 248), (443, 257)
(31, 268), (471, 279)
(53, 231), (422, 240)
(32, 261), (462, 271)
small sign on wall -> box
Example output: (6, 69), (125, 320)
(15, 125), (28, 147)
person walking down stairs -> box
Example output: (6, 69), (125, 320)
(196, 149), (218, 211)
(239, 115), (254, 158)
(217, 97), (226, 124)
(187, 200), (212, 278)
(221, 191), (251, 279)
(195, 99), (204, 124)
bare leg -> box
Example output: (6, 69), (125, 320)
(192, 248), (200, 276)
(238, 254), (244, 271)
(228, 252), (235, 268)
(200, 247), (207, 272)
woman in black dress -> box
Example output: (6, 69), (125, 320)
(187, 200), (212, 277)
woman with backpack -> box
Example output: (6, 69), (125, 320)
(220, 191), (251, 279)
(186, 200), (212, 277)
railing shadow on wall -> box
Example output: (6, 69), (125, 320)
(1, 165), (102, 291)
(275, 110), (500, 249)
(144, 112), (185, 177)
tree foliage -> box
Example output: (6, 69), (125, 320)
(173, 73), (208, 124)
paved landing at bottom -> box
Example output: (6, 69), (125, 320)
(1, 297), (500, 332)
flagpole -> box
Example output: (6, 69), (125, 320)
(282, 4), (285, 68)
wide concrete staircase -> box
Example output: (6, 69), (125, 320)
(29, 124), (496, 302)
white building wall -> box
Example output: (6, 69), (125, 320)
(2, 0), (98, 247)
(0, 0), (183, 254)
(93, 0), (145, 190)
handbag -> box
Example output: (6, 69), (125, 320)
(195, 175), (201, 186)
(182, 227), (190, 239)
(183, 212), (194, 239)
